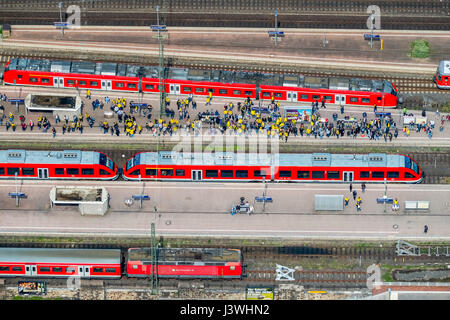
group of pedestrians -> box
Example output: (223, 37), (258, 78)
(344, 183), (366, 212)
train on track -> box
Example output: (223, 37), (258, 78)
(0, 247), (244, 279)
(435, 60), (450, 89)
(3, 57), (399, 107)
(0, 150), (422, 183)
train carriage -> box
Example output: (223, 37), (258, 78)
(435, 60), (450, 89)
(0, 149), (118, 180)
(3, 58), (399, 107)
(0, 248), (122, 279)
(123, 151), (422, 183)
(127, 248), (244, 279)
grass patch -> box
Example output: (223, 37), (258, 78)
(408, 39), (430, 59)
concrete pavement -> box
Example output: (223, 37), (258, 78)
(0, 181), (449, 240)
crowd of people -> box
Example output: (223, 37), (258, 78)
(0, 91), (447, 141)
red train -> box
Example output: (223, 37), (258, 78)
(0, 149), (118, 180)
(3, 58), (399, 107)
(0, 247), (244, 280)
(435, 60), (450, 89)
(127, 248), (243, 279)
(0, 248), (122, 279)
(123, 152), (422, 183)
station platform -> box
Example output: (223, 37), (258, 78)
(0, 180), (449, 240)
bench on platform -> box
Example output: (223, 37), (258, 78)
(404, 201), (430, 211)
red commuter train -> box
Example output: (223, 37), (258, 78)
(123, 151), (422, 183)
(435, 60), (450, 89)
(2, 58), (399, 107)
(0, 149), (118, 180)
(127, 248), (243, 279)
(0, 248), (122, 279)
(0, 247), (245, 280)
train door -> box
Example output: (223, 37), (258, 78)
(335, 94), (346, 105)
(101, 80), (112, 91)
(53, 77), (64, 88)
(37, 168), (49, 179)
(286, 91), (297, 102)
(25, 265), (37, 276)
(343, 171), (354, 182)
(169, 84), (181, 95)
(191, 170), (202, 181)
(78, 266), (91, 278)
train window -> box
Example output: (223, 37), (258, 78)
(183, 87), (192, 92)
(312, 95), (320, 100)
(146, 169), (157, 176)
(52, 267), (63, 272)
(221, 170), (233, 178)
(41, 78), (50, 84)
(219, 89), (227, 94)
(67, 79), (75, 85)
(7, 168), (19, 176)
(324, 96), (332, 100)
(377, 97), (382, 101)
(372, 171), (385, 178)
(93, 268), (103, 273)
(116, 82), (124, 88)
(55, 168), (65, 175)
(254, 169), (268, 177)
(300, 94), (309, 100)
(274, 92), (283, 98)
(105, 268), (116, 273)
(205, 170), (219, 178)
(0, 168), (4, 175)
(362, 98), (370, 103)
(195, 88), (203, 93)
(297, 171), (310, 179)
(128, 83), (136, 88)
(90, 81), (99, 86)
(160, 169), (173, 176)
(176, 169), (185, 176)
(236, 170), (248, 178)
(66, 267), (75, 273)
(67, 168), (79, 175)
(39, 267), (50, 272)
(145, 84), (154, 90)
(312, 171), (325, 179)
(29, 77), (38, 83)
(0, 266), (9, 271)
(207, 88), (215, 93)
(350, 97), (359, 102)
(22, 168), (35, 176)
(360, 171), (370, 178)
(78, 80), (87, 86)
(244, 91), (253, 96)
(405, 172), (414, 178)
(262, 92), (271, 97)
(387, 171), (399, 178)
(233, 90), (241, 95)
(279, 170), (291, 177)
(82, 168), (94, 175)
(327, 171), (340, 179)
(100, 169), (110, 175)
(18, 74), (23, 79)
(129, 169), (140, 176)
(12, 267), (22, 272)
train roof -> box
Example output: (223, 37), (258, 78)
(438, 60), (450, 75)
(134, 152), (405, 168)
(6, 58), (389, 93)
(128, 248), (241, 263)
(0, 149), (100, 165)
(0, 248), (121, 264)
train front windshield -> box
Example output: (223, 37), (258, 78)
(126, 154), (141, 171)
(99, 153), (115, 171)
(384, 81), (397, 96)
(405, 156), (419, 174)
